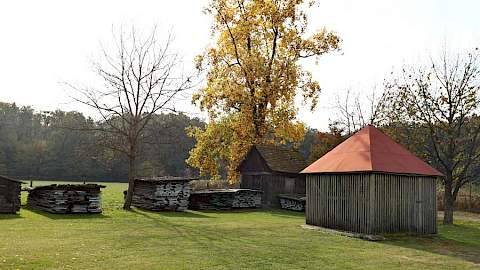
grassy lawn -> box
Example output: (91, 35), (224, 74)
(1, 181), (479, 270)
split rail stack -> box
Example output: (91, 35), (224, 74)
(27, 184), (105, 214)
(189, 189), (262, 210)
(130, 177), (195, 211)
(278, 194), (306, 211)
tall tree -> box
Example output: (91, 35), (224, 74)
(382, 48), (480, 224)
(188, 0), (340, 182)
(73, 26), (193, 209)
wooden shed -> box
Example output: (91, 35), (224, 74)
(0, 175), (23, 214)
(302, 125), (443, 235)
(239, 144), (306, 207)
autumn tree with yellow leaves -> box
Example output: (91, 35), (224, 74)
(188, 0), (340, 182)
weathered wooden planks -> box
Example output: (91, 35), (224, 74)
(306, 173), (437, 235)
(189, 189), (262, 210)
(130, 177), (194, 211)
(240, 174), (305, 207)
(278, 194), (305, 211)
(0, 176), (22, 214)
(27, 184), (105, 214)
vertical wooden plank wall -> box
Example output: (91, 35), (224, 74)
(0, 181), (21, 213)
(306, 174), (437, 235)
(241, 174), (306, 207)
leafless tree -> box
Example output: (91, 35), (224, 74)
(72, 26), (194, 209)
(383, 48), (480, 224)
(331, 87), (387, 135)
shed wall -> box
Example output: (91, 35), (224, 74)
(306, 173), (437, 234)
(241, 174), (305, 206)
(0, 179), (21, 213)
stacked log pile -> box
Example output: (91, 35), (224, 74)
(189, 189), (262, 210)
(27, 184), (105, 214)
(130, 177), (195, 211)
(278, 194), (306, 211)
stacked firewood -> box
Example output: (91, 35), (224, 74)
(278, 194), (306, 211)
(27, 184), (105, 214)
(130, 177), (194, 211)
(189, 189), (262, 210)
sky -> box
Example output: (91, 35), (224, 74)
(0, 0), (479, 131)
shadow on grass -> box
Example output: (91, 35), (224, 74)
(267, 209), (305, 219)
(25, 207), (111, 220)
(191, 208), (266, 215)
(0, 213), (23, 219)
(130, 208), (215, 219)
(383, 223), (480, 265)
(123, 208), (261, 251)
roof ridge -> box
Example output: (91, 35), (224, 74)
(301, 125), (443, 176)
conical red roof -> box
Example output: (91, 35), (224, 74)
(301, 125), (443, 176)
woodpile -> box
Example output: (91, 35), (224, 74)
(130, 177), (195, 211)
(27, 184), (105, 214)
(189, 189), (262, 210)
(278, 194), (306, 211)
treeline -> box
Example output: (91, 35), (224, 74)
(0, 102), (204, 181)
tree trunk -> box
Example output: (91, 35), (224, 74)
(443, 181), (454, 225)
(123, 154), (136, 210)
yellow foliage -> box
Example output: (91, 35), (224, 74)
(188, 0), (340, 183)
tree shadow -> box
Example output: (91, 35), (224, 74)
(0, 213), (23, 219)
(192, 208), (265, 214)
(382, 223), (480, 265)
(267, 209), (305, 219)
(130, 208), (214, 219)
(122, 208), (256, 252)
(25, 208), (111, 220)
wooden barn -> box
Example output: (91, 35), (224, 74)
(0, 175), (23, 214)
(239, 144), (307, 207)
(302, 125), (442, 235)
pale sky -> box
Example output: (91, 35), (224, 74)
(0, 0), (479, 130)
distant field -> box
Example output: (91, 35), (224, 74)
(1, 181), (479, 270)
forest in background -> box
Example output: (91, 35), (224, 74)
(0, 102), (330, 182)
(0, 102), (205, 181)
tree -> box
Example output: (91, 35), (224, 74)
(307, 123), (345, 162)
(140, 113), (204, 177)
(188, 0), (340, 182)
(330, 88), (387, 135)
(73, 26), (193, 209)
(382, 48), (480, 224)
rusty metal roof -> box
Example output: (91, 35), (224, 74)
(254, 144), (307, 174)
(301, 125), (443, 176)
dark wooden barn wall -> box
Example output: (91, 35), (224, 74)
(241, 174), (305, 206)
(306, 173), (437, 235)
(0, 179), (21, 213)
(238, 148), (271, 173)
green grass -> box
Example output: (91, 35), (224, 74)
(1, 181), (480, 270)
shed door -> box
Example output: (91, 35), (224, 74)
(285, 178), (295, 194)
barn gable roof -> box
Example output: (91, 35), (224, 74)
(301, 125), (443, 176)
(0, 175), (24, 184)
(252, 144), (306, 174)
